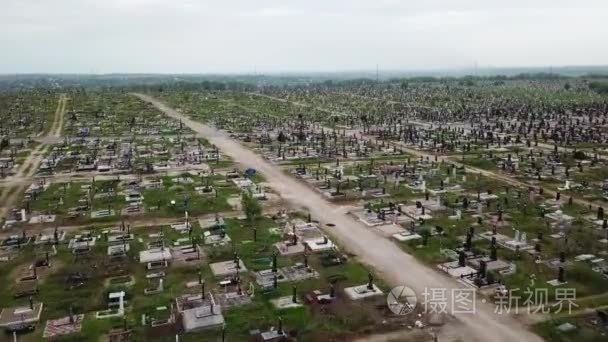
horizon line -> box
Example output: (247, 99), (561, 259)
(2, 64), (608, 77)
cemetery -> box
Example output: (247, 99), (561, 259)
(0, 91), (59, 139)
(0, 195), (408, 340)
(2, 75), (608, 341)
(158, 80), (608, 341)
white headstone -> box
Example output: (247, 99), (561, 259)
(119, 292), (125, 312)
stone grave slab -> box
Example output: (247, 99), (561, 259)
(43, 314), (84, 338)
(271, 296), (303, 309)
(0, 303), (44, 330)
(215, 291), (252, 308)
(255, 269), (287, 287)
(210, 260), (247, 277)
(344, 284), (383, 300)
(304, 237), (336, 253)
(274, 241), (305, 255)
(281, 264), (319, 282)
(438, 261), (478, 278)
(392, 231), (422, 242)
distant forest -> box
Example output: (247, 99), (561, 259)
(1, 66), (608, 93)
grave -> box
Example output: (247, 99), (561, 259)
(307, 285), (337, 304)
(142, 305), (176, 329)
(96, 291), (126, 319)
(172, 244), (203, 263)
(372, 222), (406, 237)
(210, 260), (247, 277)
(468, 257), (513, 274)
(400, 205), (433, 220)
(258, 317), (287, 342)
(272, 286), (303, 309)
(417, 197), (447, 212)
(255, 269), (287, 288)
(204, 230), (231, 245)
(289, 220), (323, 240)
(34, 228), (66, 245)
(68, 234), (96, 250)
(195, 185), (217, 197)
(392, 231), (422, 242)
(175, 293), (224, 332)
(139, 248), (172, 263)
(107, 244), (130, 257)
(106, 275), (135, 287)
(344, 284), (383, 300)
(503, 230), (532, 251)
(547, 267), (568, 286)
(304, 236), (336, 253)
(107, 233), (134, 245)
(226, 195), (242, 210)
(546, 210), (574, 224)
(0, 302), (44, 331)
(13, 279), (38, 297)
(144, 278), (164, 295)
(28, 214), (56, 224)
(281, 262), (319, 282)
(91, 209), (115, 218)
(171, 222), (192, 232)
(147, 260), (168, 270)
(478, 192), (499, 201)
(352, 208), (389, 227)
(271, 295), (303, 309)
(199, 216), (226, 230)
(215, 282), (254, 308)
(438, 261), (478, 278)
(344, 273), (383, 300)
(274, 240), (305, 255)
(43, 314), (84, 338)
(260, 329), (286, 342)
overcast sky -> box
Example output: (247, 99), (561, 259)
(1, 0), (607, 74)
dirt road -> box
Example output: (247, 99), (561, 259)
(134, 93), (543, 342)
(0, 94), (68, 222)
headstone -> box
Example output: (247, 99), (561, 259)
(558, 267), (565, 283)
(458, 251), (466, 267)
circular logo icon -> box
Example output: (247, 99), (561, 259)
(387, 286), (417, 315)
